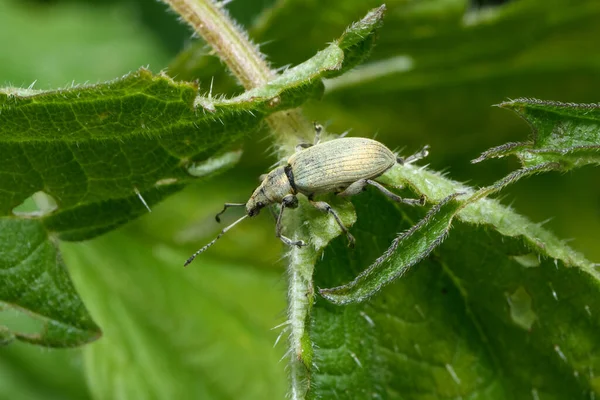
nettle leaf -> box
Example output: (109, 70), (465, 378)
(0, 6), (386, 348)
(474, 99), (600, 170)
(304, 164), (600, 399)
(0, 218), (100, 347)
(2, 69), (240, 239)
(320, 165), (559, 304)
(319, 193), (463, 305)
(331, 5), (385, 75)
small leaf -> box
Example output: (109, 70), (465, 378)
(320, 164), (559, 304)
(1, 13), (387, 240)
(0, 218), (100, 347)
(474, 98), (600, 169)
(332, 5), (386, 76)
(320, 193), (462, 304)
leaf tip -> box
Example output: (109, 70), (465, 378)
(318, 287), (352, 305)
(371, 4), (387, 18)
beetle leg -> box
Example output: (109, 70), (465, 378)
(337, 179), (368, 197)
(337, 129), (351, 139)
(295, 143), (312, 153)
(366, 180), (425, 206)
(313, 122), (323, 145)
(309, 200), (355, 247)
(276, 195), (305, 247)
(282, 193), (299, 209)
(215, 203), (246, 222)
(338, 179), (425, 206)
(297, 122), (324, 152)
(397, 145), (430, 165)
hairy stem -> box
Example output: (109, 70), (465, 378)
(162, 0), (313, 144)
(287, 247), (314, 400)
(161, 0), (274, 88)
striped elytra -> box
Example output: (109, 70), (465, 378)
(287, 137), (396, 195)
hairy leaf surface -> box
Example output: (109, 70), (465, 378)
(308, 174), (600, 399)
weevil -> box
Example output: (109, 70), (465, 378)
(184, 124), (428, 266)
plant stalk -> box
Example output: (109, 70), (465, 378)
(161, 0), (274, 89)
(161, 0), (314, 145)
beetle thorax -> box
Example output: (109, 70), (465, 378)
(246, 166), (293, 216)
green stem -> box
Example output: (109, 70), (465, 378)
(287, 248), (314, 400)
(161, 1), (315, 397)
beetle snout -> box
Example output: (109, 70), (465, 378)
(247, 205), (261, 217)
(246, 200), (266, 217)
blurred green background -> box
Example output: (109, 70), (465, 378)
(1, 0), (598, 399)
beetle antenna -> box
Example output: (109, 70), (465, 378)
(184, 214), (249, 267)
(215, 203), (246, 222)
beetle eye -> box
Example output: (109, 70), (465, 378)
(256, 202), (264, 208)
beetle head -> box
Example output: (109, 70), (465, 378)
(246, 189), (270, 217)
(246, 166), (293, 216)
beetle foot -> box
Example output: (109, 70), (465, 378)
(347, 233), (356, 248)
(402, 145), (430, 164)
(280, 236), (306, 248)
(404, 195), (427, 206)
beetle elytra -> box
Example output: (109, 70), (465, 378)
(184, 124), (428, 266)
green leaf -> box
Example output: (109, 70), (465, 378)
(0, 69), (243, 239)
(306, 169), (600, 398)
(330, 5), (386, 76)
(473, 99), (600, 170)
(319, 193), (463, 305)
(60, 230), (287, 400)
(320, 164), (562, 304)
(0, 68), (243, 347)
(0, 218), (100, 347)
